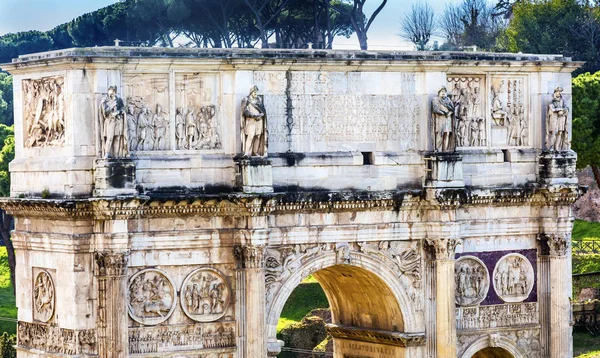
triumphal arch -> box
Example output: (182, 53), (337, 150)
(0, 47), (580, 357)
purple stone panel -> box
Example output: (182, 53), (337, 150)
(455, 249), (538, 305)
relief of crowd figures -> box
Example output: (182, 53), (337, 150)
(447, 77), (486, 147)
(492, 253), (534, 303)
(128, 324), (235, 354)
(23, 76), (66, 147)
(491, 78), (529, 146)
(17, 321), (96, 355)
(455, 256), (489, 307)
(33, 270), (55, 323)
(128, 269), (177, 325)
(264, 241), (422, 312)
(456, 302), (539, 330)
(181, 269), (231, 322)
(457, 329), (541, 358)
(125, 96), (170, 152)
(175, 104), (222, 150)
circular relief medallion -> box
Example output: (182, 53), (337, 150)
(180, 268), (231, 322)
(492, 253), (534, 303)
(128, 269), (177, 325)
(33, 270), (55, 322)
(455, 256), (489, 306)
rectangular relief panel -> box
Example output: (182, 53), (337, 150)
(122, 73), (171, 151)
(254, 71), (420, 153)
(174, 73), (222, 151)
(23, 76), (66, 148)
(490, 75), (529, 148)
(447, 75), (486, 148)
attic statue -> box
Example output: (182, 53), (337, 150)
(546, 86), (570, 152)
(240, 85), (267, 157)
(99, 86), (129, 158)
(431, 86), (455, 152)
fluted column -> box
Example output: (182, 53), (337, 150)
(425, 238), (461, 358)
(94, 251), (129, 358)
(540, 233), (572, 358)
(235, 245), (266, 357)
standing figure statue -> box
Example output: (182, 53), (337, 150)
(546, 87), (570, 151)
(126, 104), (137, 152)
(99, 85), (128, 158)
(136, 106), (151, 151)
(431, 86), (455, 152)
(153, 104), (168, 150)
(175, 108), (185, 149)
(241, 85), (267, 157)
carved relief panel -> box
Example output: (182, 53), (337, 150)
(175, 73), (222, 150)
(32, 268), (55, 323)
(180, 268), (231, 322)
(23, 76), (66, 147)
(455, 256), (489, 306)
(122, 74), (170, 151)
(490, 76), (528, 147)
(17, 321), (96, 355)
(447, 76), (485, 147)
(128, 268), (177, 325)
(492, 253), (534, 303)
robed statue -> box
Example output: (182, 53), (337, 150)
(99, 85), (128, 158)
(241, 85), (267, 157)
(431, 86), (455, 152)
(546, 86), (570, 151)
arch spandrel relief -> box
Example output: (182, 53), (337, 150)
(33, 269), (55, 323)
(492, 253), (534, 303)
(127, 268), (177, 325)
(180, 268), (231, 322)
(23, 76), (66, 148)
(455, 256), (489, 307)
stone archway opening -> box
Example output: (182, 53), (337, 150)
(276, 263), (408, 358)
(471, 347), (515, 358)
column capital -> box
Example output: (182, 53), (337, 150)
(94, 251), (129, 277)
(234, 245), (266, 269)
(425, 238), (461, 260)
(539, 233), (570, 257)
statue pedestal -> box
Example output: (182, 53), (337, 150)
(539, 151), (577, 186)
(94, 159), (137, 197)
(425, 152), (464, 188)
(234, 157), (273, 193)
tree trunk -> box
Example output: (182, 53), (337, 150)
(358, 32), (368, 50)
(591, 165), (600, 190)
(0, 210), (15, 294)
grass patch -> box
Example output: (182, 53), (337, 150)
(276, 281), (328, 334)
(573, 220), (600, 241)
(574, 330), (600, 357)
(0, 247), (16, 335)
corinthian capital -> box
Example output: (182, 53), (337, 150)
(539, 233), (570, 256)
(425, 238), (461, 260)
(234, 245), (266, 269)
(94, 251), (129, 277)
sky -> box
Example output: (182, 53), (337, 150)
(0, 0), (487, 51)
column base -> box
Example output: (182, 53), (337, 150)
(93, 158), (137, 197)
(234, 156), (274, 193)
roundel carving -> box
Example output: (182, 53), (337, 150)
(180, 268), (231, 322)
(128, 269), (177, 325)
(455, 256), (489, 306)
(492, 253), (534, 303)
(33, 270), (55, 322)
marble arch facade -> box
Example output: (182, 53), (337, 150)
(0, 48), (580, 358)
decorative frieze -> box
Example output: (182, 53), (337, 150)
(492, 253), (534, 303)
(128, 268), (177, 325)
(181, 268), (231, 322)
(23, 76), (66, 147)
(128, 323), (235, 354)
(17, 321), (96, 355)
(456, 302), (539, 330)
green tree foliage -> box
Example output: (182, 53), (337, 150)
(0, 74), (12, 126)
(572, 72), (600, 187)
(0, 332), (16, 358)
(0, 31), (54, 64)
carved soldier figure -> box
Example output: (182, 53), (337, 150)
(546, 86), (570, 151)
(175, 108), (185, 149)
(186, 107), (197, 149)
(136, 106), (151, 151)
(126, 104), (137, 151)
(99, 85), (128, 158)
(431, 86), (455, 152)
(241, 85), (267, 156)
(153, 104), (168, 150)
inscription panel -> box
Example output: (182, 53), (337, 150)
(254, 71), (420, 153)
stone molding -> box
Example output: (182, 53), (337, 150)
(425, 238), (462, 260)
(326, 323), (425, 347)
(539, 233), (570, 256)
